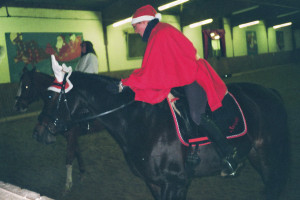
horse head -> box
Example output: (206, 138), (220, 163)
(32, 72), (122, 144)
(14, 67), (53, 112)
(14, 67), (38, 112)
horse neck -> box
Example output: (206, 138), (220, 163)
(97, 101), (157, 144)
(71, 73), (140, 147)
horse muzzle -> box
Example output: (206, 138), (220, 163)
(32, 123), (57, 144)
(14, 98), (28, 112)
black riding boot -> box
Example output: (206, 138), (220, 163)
(200, 114), (239, 176)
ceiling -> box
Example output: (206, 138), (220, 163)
(1, 0), (300, 28)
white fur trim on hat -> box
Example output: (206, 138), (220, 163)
(155, 13), (162, 21)
(131, 13), (162, 25)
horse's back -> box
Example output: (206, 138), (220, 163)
(227, 82), (288, 142)
(228, 82), (287, 119)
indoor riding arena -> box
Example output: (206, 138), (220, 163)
(1, 1), (300, 200)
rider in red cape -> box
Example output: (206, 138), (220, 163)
(120, 5), (239, 176)
(122, 23), (226, 111)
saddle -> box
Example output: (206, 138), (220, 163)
(169, 88), (247, 147)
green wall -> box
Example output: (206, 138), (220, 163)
(182, 25), (204, 59)
(0, 7), (107, 84)
(295, 30), (300, 48)
(268, 27), (293, 52)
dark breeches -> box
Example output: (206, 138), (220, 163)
(184, 81), (207, 125)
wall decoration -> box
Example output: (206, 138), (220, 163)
(276, 31), (284, 50)
(246, 31), (258, 55)
(5, 32), (83, 82)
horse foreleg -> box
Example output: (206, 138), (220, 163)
(73, 130), (85, 180)
(147, 181), (189, 200)
(161, 182), (188, 200)
(64, 128), (79, 192)
(147, 183), (161, 200)
(74, 137), (85, 174)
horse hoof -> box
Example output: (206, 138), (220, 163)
(62, 189), (69, 196)
(62, 186), (72, 196)
(63, 182), (73, 195)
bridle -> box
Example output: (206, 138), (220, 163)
(39, 74), (133, 135)
(38, 74), (71, 134)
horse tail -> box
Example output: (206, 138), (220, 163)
(263, 88), (290, 200)
(269, 88), (285, 103)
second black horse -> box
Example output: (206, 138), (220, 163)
(14, 67), (104, 192)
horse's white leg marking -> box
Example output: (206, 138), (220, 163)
(65, 164), (73, 190)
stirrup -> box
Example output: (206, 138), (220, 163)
(221, 160), (237, 177)
(221, 154), (243, 177)
(220, 150), (239, 177)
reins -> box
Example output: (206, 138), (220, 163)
(51, 74), (134, 128)
(73, 100), (134, 123)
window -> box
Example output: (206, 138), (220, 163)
(126, 33), (147, 59)
(202, 29), (226, 59)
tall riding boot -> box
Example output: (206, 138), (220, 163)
(200, 114), (239, 176)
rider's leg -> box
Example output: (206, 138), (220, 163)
(200, 113), (238, 176)
(183, 81), (207, 125)
(184, 82), (238, 176)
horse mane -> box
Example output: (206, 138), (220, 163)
(68, 72), (127, 109)
(69, 71), (120, 91)
(21, 69), (54, 82)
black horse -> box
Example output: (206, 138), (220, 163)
(33, 71), (289, 200)
(14, 67), (104, 192)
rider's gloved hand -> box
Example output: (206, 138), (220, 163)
(106, 81), (130, 94)
(119, 81), (130, 92)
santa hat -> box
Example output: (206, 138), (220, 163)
(48, 55), (73, 93)
(131, 5), (162, 25)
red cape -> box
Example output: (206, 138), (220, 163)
(122, 22), (227, 111)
